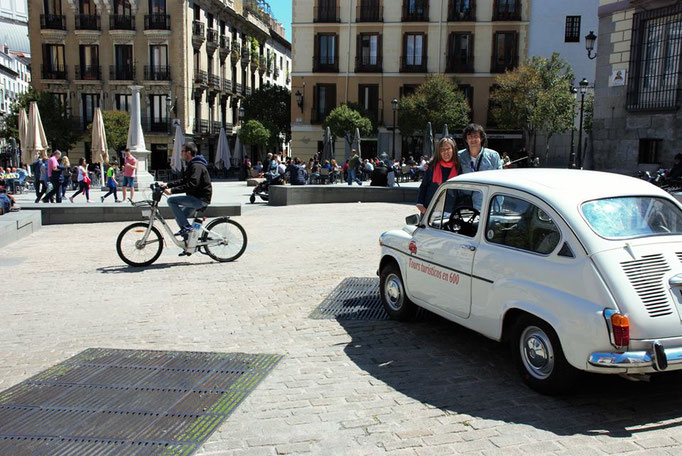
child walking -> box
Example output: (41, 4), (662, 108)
(101, 162), (119, 202)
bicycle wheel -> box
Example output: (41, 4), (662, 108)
(116, 222), (164, 267)
(201, 218), (247, 262)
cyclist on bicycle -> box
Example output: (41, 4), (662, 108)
(161, 142), (212, 236)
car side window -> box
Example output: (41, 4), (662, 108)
(486, 195), (561, 254)
(429, 188), (482, 237)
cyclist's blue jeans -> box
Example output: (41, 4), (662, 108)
(167, 194), (205, 229)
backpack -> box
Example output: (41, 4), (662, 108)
(71, 166), (79, 183)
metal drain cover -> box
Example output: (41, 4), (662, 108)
(0, 348), (282, 455)
(310, 277), (388, 320)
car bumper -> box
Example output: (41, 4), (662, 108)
(589, 341), (682, 371)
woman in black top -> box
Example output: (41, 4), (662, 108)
(416, 137), (460, 214)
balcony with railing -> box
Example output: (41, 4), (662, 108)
(142, 117), (169, 133)
(355, 55), (382, 73)
(222, 78), (232, 93)
(493, 0), (521, 20)
(312, 55), (339, 73)
(109, 64), (135, 80)
(193, 119), (209, 134)
(40, 14), (66, 30)
(357, 4), (382, 22)
(110, 15), (134, 30)
(41, 64), (67, 80)
(235, 82), (243, 95)
(400, 56), (428, 72)
(211, 121), (222, 134)
(310, 108), (331, 125)
(208, 74), (221, 91)
(490, 53), (518, 73)
(446, 55), (474, 73)
(246, 86), (252, 96)
(144, 14), (170, 30)
(314, 5), (340, 22)
(448, 1), (475, 21)
(192, 20), (205, 48)
(206, 28), (219, 54)
(194, 69), (207, 85)
(144, 65), (171, 80)
(75, 14), (101, 30)
(402, 1), (429, 21)
(75, 64), (101, 80)
(219, 36), (231, 60)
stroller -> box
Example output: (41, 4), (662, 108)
(250, 172), (284, 203)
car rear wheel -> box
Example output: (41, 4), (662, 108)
(379, 262), (416, 321)
(511, 315), (578, 395)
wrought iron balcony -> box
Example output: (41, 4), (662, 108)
(192, 20), (205, 38)
(356, 4), (382, 22)
(75, 64), (101, 80)
(142, 117), (169, 133)
(493, 0), (521, 20)
(222, 78), (233, 93)
(235, 82), (243, 94)
(209, 74), (221, 89)
(110, 14), (134, 30)
(41, 64), (67, 80)
(445, 58), (474, 73)
(194, 69), (207, 85)
(144, 65), (171, 80)
(75, 14), (100, 30)
(207, 29), (218, 44)
(193, 119), (209, 134)
(246, 86), (252, 96)
(314, 5), (340, 22)
(219, 36), (231, 60)
(355, 55), (382, 73)
(490, 54), (518, 73)
(40, 14), (65, 30)
(402, 1), (429, 21)
(448, 1), (475, 21)
(312, 55), (339, 73)
(109, 64), (136, 80)
(400, 56), (428, 72)
(144, 14), (170, 30)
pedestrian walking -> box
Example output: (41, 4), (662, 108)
(101, 162), (119, 202)
(42, 150), (64, 203)
(121, 149), (137, 202)
(69, 158), (91, 203)
(33, 155), (48, 203)
(60, 156), (71, 199)
(347, 150), (362, 186)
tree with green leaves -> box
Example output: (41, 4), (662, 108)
(86, 110), (130, 156)
(238, 119), (270, 147)
(490, 52), (575, 163)
(243, 83), (291, 149)
(322, 104), (372, 146)
(397, 75), (470, 137)
(0, 89), (81, 154)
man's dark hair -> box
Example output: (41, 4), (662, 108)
(183, 142), (198, 156)
(462, 123), (488, 148)
(124, 148), (130, 153)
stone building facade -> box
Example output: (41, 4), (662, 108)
(592, 0), (681, 173)
(291, 0), (530, 162)
(28, 0), (290, 168)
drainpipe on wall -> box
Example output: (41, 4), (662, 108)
(345, 0), (352, 104)
(438, 0), (444, 74)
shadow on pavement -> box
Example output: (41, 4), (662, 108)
(97, 261), (215, 273)
(338, 313), (682, 438)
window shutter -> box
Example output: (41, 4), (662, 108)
(378, 34), (383, 61)
(314, 34), (319, 69)
(356, 33), (361, 66)
(328, 84), (337, 114)
(447, 32), (454, 65)
(334, 34), (339, 70)
(423, 33), (428, 69)
(312, 85), (318, 121)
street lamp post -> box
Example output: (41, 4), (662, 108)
(575, 78), (589, 169)
(569, 86), (578, 168)
(585, 31), (597, 60)
(391, 98), (398, 160)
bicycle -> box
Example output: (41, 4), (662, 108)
(116, 183), (247, 267)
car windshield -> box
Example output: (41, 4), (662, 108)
(581, 196), (682, 239)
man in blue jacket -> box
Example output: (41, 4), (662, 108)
(458, 123), (503, 174)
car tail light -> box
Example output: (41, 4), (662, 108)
(611, 314), (630, 347)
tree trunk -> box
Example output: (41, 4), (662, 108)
(544, 133), (553, 167)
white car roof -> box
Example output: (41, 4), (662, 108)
(446, 169), (680, 252)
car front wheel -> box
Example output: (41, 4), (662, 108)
(511, 315), (578, 395)
(379, 262), (416, 321)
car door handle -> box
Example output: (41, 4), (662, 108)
(461, 244), (476, 252)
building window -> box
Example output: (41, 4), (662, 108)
(113, 44), (133, 79)
(639, 139), (662, 164)
(493, 0), (520, 21)
(81, 93), (100, 126)
(43, 0), (62, 15)
(315, 0), (339, 22)
(115, 94), (131, 111)
(42, 44), (65, 78)
(402, 0), (429, 21)
(149, 0), (165, 14)
(358, 84), (379, 124)
(313, 83), (336, 123)
(314, 34), (338, 72)
(491, 31), (518, 73)
(448, 0), (474, 21)
(402, 33), (426, 71)
(565, 16), (581, 42)
(78, 44), (99, 79)
(446, 32), (474, 72)
(627, 3), (682, 111)
(356, 33), (381, 71)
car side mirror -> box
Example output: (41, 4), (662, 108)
(405, 214), (421, 226)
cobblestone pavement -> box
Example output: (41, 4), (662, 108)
(4, 202), (682, 455)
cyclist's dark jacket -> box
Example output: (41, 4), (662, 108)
(167, 155), (212, 203)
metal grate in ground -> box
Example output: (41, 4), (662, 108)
(0, 348), (282, 455)
(310, 277), (387, 320)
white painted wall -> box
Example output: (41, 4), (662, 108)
(528, 0), (598, 84)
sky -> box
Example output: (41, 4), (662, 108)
(268, 1), (292, 42)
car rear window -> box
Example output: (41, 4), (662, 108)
(581, 196), (682, 239)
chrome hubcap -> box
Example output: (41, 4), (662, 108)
(384, 273), (403, 311)
(520, 326), (555, 380)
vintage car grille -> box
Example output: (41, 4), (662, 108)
(676, 252), (682, 263)
(621, 254), (673, 318)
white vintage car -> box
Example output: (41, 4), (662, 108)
(378, 169), (682, 394)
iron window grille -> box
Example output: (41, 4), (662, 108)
(448, 0), (475, 21)
(565, 16), (581, 43)
(626, 3), (682, 112)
